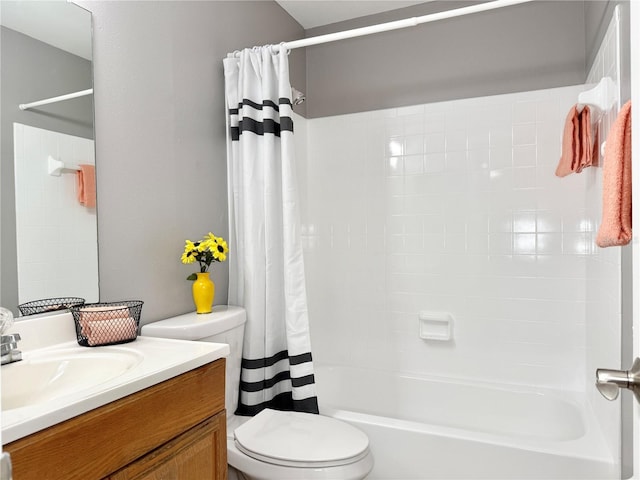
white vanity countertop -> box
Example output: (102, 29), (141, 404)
(1, 311), (229, 444)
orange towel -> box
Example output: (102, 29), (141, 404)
(555, 105), (594, 177)
(79, 306), (137, 345)
(81, 317), (138, 346)
(576, 106), (595, 173)
(596, 100), (632, 247)
(76, 164), (96, 208)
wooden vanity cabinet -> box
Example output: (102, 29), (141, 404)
(4, 359), (227, 480)
(108, 413), (226, 480)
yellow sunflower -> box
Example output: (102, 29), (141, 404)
(181, 240), (198, 264)
(212, 236), (229, 262)
(198, 238), (214, 252)
(182, 232), (229, 280)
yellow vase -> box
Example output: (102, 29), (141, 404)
(192, 272), (215, 314)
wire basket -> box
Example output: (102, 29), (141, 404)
(70, 301), (143, 347)
(18, 297), (86, 317)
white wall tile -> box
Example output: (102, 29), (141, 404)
(512, 124), (537, 145)
(513, 101), (537, 125)
(445, 128), (468, 152)
(300, 81), (616, 399)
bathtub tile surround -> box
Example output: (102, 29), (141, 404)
(297, 82), (622, 477)
(13, 123), (99, 306)
(299, 82), (611, 391)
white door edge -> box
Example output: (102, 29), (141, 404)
(630, 1), (639, 478)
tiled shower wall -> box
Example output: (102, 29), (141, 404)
(297, 82), (611, 392)
(13, 123), (99, 306)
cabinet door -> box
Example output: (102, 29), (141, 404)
(109, 412), (227, 480)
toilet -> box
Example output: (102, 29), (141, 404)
(141, 305), (373, 480)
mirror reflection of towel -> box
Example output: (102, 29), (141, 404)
(76, 164), (96, 208)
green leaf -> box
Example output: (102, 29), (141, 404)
(186, 273), (197, 281)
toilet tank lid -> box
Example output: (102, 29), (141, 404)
(140, 305), (246, 341)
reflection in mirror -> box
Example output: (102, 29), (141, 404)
(0, 1), (97, 317)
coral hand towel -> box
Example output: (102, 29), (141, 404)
(576, 106), (595, 173)
(79, 305), (137, 346)
(76, 164), (96, 208)
(596, 100), (632, 247)
(555, 105), (594, 177)
(81, 317), (138, 346)
(555, 106), (580, 177)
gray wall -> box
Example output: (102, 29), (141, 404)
(585, 0), (614, 69)
(0, 27), (93, 314)
(63, 0), (619, 325)
(75, 1), (305, 324)
(304, 1), (587, 118)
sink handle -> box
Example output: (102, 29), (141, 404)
(1, 333), (22, 365)
(1, 333), (21, 343)
(596, 358), (640, 403)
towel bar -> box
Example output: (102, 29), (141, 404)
(48, 155), (80, 176)
(577, 77), (617, 114)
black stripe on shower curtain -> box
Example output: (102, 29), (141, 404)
(229, 97), (293, 114)
(229, 98), (294, 140)
(236, 349), (318, 416)
(237, 395), (320, 417)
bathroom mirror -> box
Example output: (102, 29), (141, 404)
(0, 0), (97, 317)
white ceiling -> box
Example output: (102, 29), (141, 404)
(0, 0), (92, 60)
(276, 0), (429, 29)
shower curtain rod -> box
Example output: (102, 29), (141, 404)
(19, 88), (93, 111)
(275, 0), (534, 51)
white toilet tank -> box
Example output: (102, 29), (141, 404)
(140, 305), (246, 416)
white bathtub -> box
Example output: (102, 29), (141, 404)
(315, 365), (617, 479)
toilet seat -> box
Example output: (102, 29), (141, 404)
(234, 409), (370, 468)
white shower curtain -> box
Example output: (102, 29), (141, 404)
(223, 46), (318, 415)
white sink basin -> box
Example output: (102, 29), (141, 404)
(1, 311), (229, 444)
(2, 347), (143, 410)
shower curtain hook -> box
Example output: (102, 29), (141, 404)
(279, 42), (291, 55)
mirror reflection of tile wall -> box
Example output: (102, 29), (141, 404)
(13, 123), (98, 306)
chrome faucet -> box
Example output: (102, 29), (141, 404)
(1, 333), (22, 365)
(1, 306), (21, 365)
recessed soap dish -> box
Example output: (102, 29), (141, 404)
(419, 311), (453, 341)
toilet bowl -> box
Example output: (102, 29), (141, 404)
(228, 410), (373, 480)
(141, 305), (373, 480)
